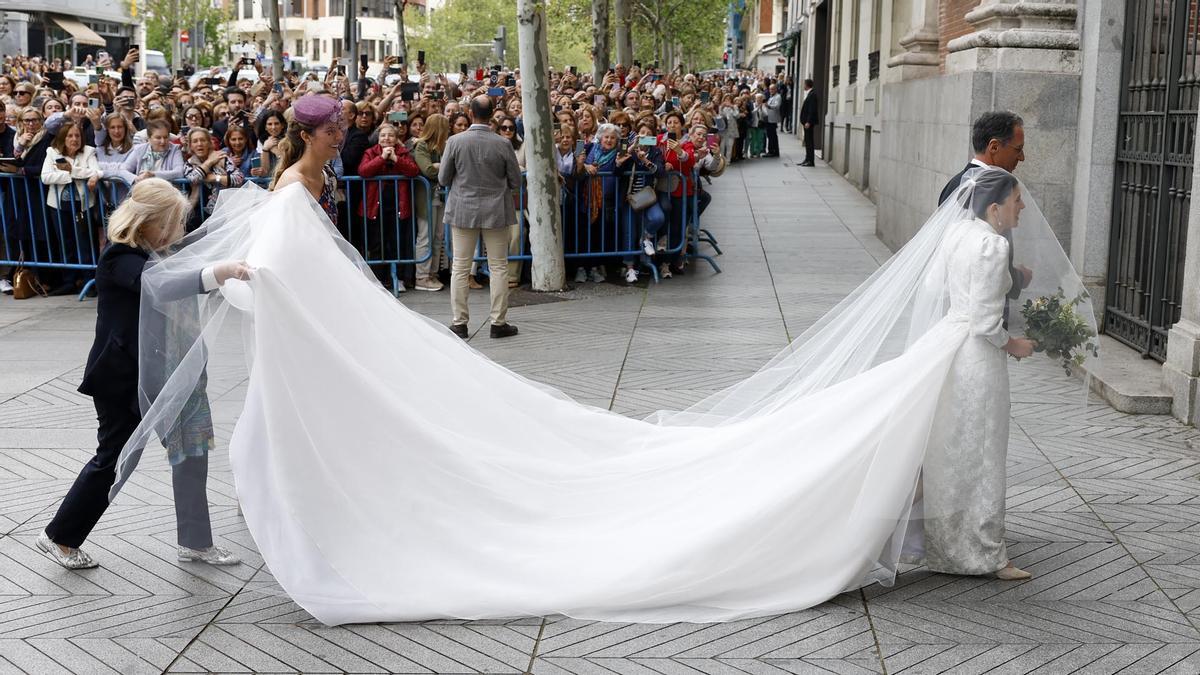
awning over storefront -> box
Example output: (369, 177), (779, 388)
(50, 16), (108, 47)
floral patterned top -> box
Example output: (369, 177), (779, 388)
(318, 164), (339, 224)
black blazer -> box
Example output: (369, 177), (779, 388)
(799, 91), (820, 126)
(938, 162), (1022, 301)
(78, 244), (205, 399)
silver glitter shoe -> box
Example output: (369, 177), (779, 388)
(177, 545), (241, 566)
(36, 531), (99, 570)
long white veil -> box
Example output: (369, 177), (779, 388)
(107, 167), (1099, 625)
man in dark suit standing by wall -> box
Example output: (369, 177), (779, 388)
(799, 79), (819, 167)
(938, 110), (1031, 315)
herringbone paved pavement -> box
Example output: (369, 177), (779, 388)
(2, 134), (1198, 674)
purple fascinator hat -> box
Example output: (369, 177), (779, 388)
(292, 95), (343, 127)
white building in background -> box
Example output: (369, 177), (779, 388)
(738, 0), (788, 74)
(0, 2), (141, 63)
(222, 0), (441, 68)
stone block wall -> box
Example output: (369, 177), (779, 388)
(875, 68), (1080, 252)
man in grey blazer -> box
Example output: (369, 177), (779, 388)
(439, 95), (522, 339)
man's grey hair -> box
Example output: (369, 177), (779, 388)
(596, 123), (621, 138)
(971, 111), (1023, 154)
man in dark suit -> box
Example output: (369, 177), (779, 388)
(938, 110), (1031, 316)
(799, 79), (819, 167)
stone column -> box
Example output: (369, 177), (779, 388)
(1068, 0), (1124, 311)
(886, 0), (938, 79)
(1163, 146), (1200, 424)
(946, 0), (1080, 74)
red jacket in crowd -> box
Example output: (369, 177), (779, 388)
(660, 136), (697, 198)
(356, 143), (420, 220)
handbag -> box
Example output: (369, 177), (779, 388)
(655, 172), (681, 194)
(626, 161), (657, 211)
(12, 256), (47, 300)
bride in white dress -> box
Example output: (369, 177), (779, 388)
(105, 166), (1094, 625)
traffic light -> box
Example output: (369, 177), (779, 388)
(493, 26), (507, 66)
(723, 52), (729, 66)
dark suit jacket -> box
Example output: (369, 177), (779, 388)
(938, 161), (1022, 301)
(78, 244), (205, 399)
(0, 126), (14, 158)
(799, 91), (820, 126)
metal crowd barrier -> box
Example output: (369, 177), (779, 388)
(0, 172), (131, 300)
(444, 169), (719, 284)
(173, 174), (437, 297)
(2, 168), (721, 301)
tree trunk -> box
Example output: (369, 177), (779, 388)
(393, 0), (408, 66)
(517, 0), (565, 291)
(591, 0), (610, 84)
(615, 0), (633, 68)
(266, 0), (285, 80)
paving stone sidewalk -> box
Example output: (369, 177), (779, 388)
(1, 134), (1198, 674)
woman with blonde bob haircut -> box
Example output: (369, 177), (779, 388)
(38, 177), (250, 571)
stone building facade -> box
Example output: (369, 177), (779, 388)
(781, 0), (1200, 426)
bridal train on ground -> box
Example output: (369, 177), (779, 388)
(110, 168), (1096, 625)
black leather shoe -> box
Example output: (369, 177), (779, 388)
(800, 161), (815, 167)
(448, 323), (468, 339)
(490, 323), (518, 339)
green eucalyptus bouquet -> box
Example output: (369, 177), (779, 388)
(1019, 289), (1099, 375)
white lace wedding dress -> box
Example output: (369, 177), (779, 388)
(113, 170), (1093, 625)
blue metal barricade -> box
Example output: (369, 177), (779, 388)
(340, 174), (437, 296)
(0, 173), (130, 300)
(168, 174), (435, 297)
(687, 174), (722, 273)
(442, 170), (691, 284)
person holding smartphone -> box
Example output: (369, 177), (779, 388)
(658, 111), (696, 278)
(620, 119), (667, 284)
(578, 123), (635, 285)
(40, 120), (104, 295)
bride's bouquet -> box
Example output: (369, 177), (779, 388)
(1019, 289), (1099, 375)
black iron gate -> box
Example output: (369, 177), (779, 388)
(1107, 0), (1198, 362)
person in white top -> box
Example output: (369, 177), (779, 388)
(40, 120), (103, 295)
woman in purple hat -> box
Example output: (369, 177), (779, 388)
(270, 95), (346, 224)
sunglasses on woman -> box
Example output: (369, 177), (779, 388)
(499, 125), (515, 132)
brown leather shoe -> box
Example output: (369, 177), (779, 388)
(490, 323), (518, 339)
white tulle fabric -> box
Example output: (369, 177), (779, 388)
(110, 168), (1097, 625)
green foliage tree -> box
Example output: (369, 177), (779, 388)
(129, 0), (235, 67)
(409, 0), (725, 74)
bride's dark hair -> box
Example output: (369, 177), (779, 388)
(966, 171), (1019, 219)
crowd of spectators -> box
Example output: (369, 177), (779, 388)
(0, 47), (791, 294)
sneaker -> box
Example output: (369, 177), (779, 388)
(659, 263), (673, 279)
(37, 531), (98, 569)
(589, 266), (606, 283)
(624, 267), (638, 283)
(656, 237), (667, 253)
(642, 237), (656, 257)
(574, 267), (589, 283)
(415, 276), (444, 292)
(178, 545), (241, 566)
(0, 279), (11, 294)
